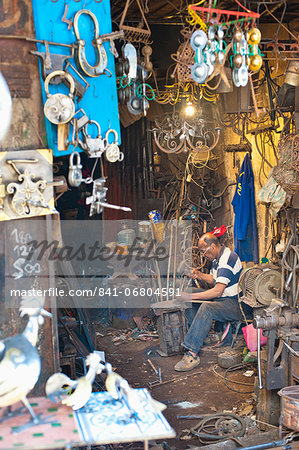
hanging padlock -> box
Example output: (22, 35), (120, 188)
(104, 129), (124, 163)
(68, 151), (82, 187)
(44, 70), (75, 125)
(82, 120), (106, 158)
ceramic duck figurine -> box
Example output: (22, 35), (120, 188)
(0, 297), (52, 428)
(46, 351), (105, 410)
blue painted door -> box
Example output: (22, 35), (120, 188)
(32, 0), (121, 156)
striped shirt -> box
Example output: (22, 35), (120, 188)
(210, 246), (242, 298)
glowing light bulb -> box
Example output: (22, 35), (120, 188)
(185, 102), (195, 117)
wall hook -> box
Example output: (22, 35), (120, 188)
(93, 85), (98, 98)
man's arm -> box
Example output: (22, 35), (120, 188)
(192, 283), (226, 301)
(178, 282), (226, 302)
(190, 269), (214, 287)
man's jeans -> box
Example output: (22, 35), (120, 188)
(183, 297), (246, 354)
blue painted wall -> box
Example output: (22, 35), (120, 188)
(32, 0), (121, 156)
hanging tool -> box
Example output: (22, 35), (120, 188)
(73, 9), (109, 77)
(119, 0), (152, 44)
(123, 43), (137, 81)
(99, 30), (125, 58)
(86, 177), (131, 216)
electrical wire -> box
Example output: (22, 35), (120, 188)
(254, 131), (273, 176)
(187, 192), (215, 220)
(213, 363), (256, 394)
(190, 412), (246, 444)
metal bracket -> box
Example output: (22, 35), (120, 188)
(30, 42), (74, 82)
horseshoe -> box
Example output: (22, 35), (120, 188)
(73, 9), (107, 77)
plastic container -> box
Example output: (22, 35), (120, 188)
(117, 228), (136, 246)
(242, 323), (267, 352)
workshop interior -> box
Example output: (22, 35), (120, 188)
(0, 0), (299, 448)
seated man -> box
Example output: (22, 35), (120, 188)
(175, 232), (247, 372)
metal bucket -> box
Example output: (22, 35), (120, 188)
(138, 220), (151, 242)
(278, 385), (299, 431)
(285, 61), (299, 87)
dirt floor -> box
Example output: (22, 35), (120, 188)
(94, 320), (287, 449)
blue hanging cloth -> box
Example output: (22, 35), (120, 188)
(231, 153), (259, 263)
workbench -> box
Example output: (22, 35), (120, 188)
(0, 391), (175, 449)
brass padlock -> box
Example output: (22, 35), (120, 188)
(44, 70), (75, 125)
(104, 129), (124, 163)
(68, 151), (82, 187)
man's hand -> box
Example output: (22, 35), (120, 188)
(188, 270), (214, 287)
(176, 291), (192, 302)
(190, 269), (202, 280)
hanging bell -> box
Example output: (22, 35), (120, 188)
(233, 28), (243, 42)
(247, 28), (261, 46)
(233, 53), (243, 69)
(249, 54), (263, 72)
(190, 30), (208, 50)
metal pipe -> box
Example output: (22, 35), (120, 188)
(257, 328), (263, 389)
(241, 440), (289, 450)
(99, 202), (132, 212)
(166, 223), (174, 301)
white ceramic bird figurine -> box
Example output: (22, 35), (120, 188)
(46, 351), (105, 410)
(0, 296), (52, 429)
(105, 372), (166, 415)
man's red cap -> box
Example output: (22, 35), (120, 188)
(211, 225), (227, 237)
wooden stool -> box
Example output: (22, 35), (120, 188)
(59, 354), (76, 379)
